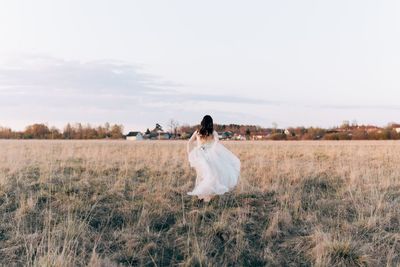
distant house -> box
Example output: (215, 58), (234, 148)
(147, 131), (171, 140)
(126, 131), (143, 141)
(251, 132), (270, 140)
(145, 123), (171, 140)
(284, 129), (295, 136)
(233, 134), (246, 140)
(390, 123), (400, 133)
(217, 131), (234, 140)
(252, 135), (265, 140)
(159, 132), (171, 140)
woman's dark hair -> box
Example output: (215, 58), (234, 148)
(198, 115), (213, 137)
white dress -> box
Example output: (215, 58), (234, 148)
(187, 130), (241, 196)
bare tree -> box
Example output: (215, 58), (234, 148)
(341, 120), (350, 129)
(168, 119), (179, 139)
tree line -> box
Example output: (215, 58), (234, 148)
(1, 121), (400, 140)
(0, 123), (124, 139)
(177, 122), (400, 140)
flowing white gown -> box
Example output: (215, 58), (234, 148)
(187, 130), (240, 196)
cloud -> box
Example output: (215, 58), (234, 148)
(0, 55), (163, 95)
(317, 104), (400, 110)
(0, 55), (276, 129)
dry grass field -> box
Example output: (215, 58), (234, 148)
(0, 140), (400, 266)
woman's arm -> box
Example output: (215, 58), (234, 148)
(186, 130), (197, 154)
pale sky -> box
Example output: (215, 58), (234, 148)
(1, 0), (400, 132)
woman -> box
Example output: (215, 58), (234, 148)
(186, 115), (241, 202)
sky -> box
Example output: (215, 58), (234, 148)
(1, 0), (400, 132)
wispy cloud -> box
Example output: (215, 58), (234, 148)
(317, 104), (400, 110)
(0, 55), (276, 129)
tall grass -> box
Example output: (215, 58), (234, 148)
(0, 140), (399, 266)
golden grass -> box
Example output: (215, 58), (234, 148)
(0, 140), (399, 266)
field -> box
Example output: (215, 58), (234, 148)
(0, 140), (400, 266)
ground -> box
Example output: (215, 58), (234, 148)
(0, 140), (399, 266)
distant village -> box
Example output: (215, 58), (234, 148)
(126, 123), (249, 141)
(126, 121), (400, 141)
(1, 121), (400, 140)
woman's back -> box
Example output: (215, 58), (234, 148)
(196, 130), (218, 146)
